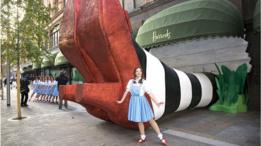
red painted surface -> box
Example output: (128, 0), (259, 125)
(59, 0), (145, 128)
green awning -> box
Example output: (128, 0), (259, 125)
(32, 62), (41, 69)
(50, 69), (60, 78)
(41, 54), (55, 68)
(54, 51), (68, 66)
(253, 0), (260, 31)
(72, 67), (84, 82)
(136, 0), (244, 48)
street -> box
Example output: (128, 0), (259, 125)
(1, 87), (260, 146)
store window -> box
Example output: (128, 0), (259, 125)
(50, 25), (60, 49)
(135, 0), (154, 8)
(124, 0), (135, 12)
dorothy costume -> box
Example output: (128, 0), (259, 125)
(52, 80), (59, 97)
(32, 80), (38, 94)
(38, 81), (44, 94)
(127, 79), (154, 122)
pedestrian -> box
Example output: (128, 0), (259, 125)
(34, 76), (44, 102)
(116, 67), (168, 145)
(56, 71), (69, 108)
(29, 77), (39, 102)
(51, 76), (59, 103)
(56, 71), (69, 86)
(20, 74), (30, 107)
(40, 76), (48, 102)
(9, 79), (12, 89)
(3, 78), (7, 86)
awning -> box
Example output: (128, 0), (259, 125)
(72, 67), (84, 82)
(253, 0), (260, 31)
(54, 51), (68, 66)
(32, 62), (41, 69)
(136, 0), (243, 48)
(41, 54), (55, 68)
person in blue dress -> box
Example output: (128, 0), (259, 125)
(37, 76), (45, 102)
(117, 67), (168, 146)
(29, 77), (39, 102)
(52, 77), (59, 104)
(45, 76), (53, 102)
(40, 76), (47, 102)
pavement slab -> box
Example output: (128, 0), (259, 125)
(1, 87), (260, 146)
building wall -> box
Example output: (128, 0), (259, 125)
(126, 0), (259, 111)
(45, 0), (259, 110)
(125, 0), (243, 33)
(242, 0), (260, 111)
(43, 0), (66, 52)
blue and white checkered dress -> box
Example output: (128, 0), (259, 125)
(127, 79), (154, 122)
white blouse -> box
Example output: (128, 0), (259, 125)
(126, 79), (151, 96)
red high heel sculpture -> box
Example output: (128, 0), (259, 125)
(59, 0), (217, 129)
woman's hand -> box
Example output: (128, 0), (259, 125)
(117, 90), (128, 104)
(116, 100), (123, 104)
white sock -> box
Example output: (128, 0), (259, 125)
(141, 134), (146, 140)
(158, 133), (163, 140)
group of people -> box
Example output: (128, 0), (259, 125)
(20, 71), (69, 107)
(29, 75), (59, 103)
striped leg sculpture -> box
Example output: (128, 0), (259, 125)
(59, 0), (217, 128)
(133, 41), (217, 119)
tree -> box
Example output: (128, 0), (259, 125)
(1, 0), (51, 119)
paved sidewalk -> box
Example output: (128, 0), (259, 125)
(1, 87), (260, 146)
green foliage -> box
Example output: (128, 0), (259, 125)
(1, 0), (51, 65)
(210, 64), (248, 113)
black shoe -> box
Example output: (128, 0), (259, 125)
(24, 104), (28, 107)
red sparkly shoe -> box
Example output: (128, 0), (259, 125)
(161, 138), (168, 146)
(137, 138), (146, 144)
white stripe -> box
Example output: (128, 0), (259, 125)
(144, 50), (165, 120)
(164, 129), (239, 146)
(174, 69), (192, 111)
(193, 73), (213, 107)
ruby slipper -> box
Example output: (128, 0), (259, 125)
(59, 0), (217, 129)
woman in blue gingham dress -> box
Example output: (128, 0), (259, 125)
(127, 80), (154, 122)
(52, 79), (59, 103)
(117, 67), (168, 145)
(29, 77), (39, 102)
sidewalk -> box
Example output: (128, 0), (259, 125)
(1, 87), (260, 146)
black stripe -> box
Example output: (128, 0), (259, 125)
(132, 40), (147, 78)
(186, 73), (202, 109)
(161, 63), (181, 114)
(202, 73), (218, 106)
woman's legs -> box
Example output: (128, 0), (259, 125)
(34, 94), (41, 102)
(149, 119), (168, 145)
(55, 96), (58, 103)
(51, 96), (55, 103)
(29, 93), (35, 101)
(138, 122), (146, 142)
(149, 119), (161, 135)
(138, 122), (145, 135)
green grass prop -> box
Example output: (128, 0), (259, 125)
(209, 64), (248, 113)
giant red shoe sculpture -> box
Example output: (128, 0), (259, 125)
(59, 0), (217, 129)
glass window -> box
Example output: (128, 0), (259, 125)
(135, 0), (144, 8)
(50, 25), (60, 49)
(124, 0), (134, 12)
